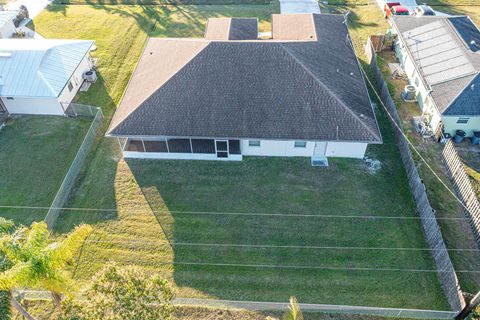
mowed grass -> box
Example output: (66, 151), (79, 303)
(33, 2), (450, 310)
(0, 116), (91, 225)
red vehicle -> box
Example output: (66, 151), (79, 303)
(384, 2), (410, 18)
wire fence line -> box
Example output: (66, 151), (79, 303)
(83, 239), (480, 251)
(365, 38), (465, 312)
(14, 290), (458, 319)
(443, 140), (480, 247)
(44, 104), (104, 230)
(3, 204), (480, 220)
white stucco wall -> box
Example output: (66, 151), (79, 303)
(325, 142), (368, 159)
(57, 54), (92, 105)
(395, 36), (441, 132)
(0, 20), (16, 38)
(242, 140), (368, 158)
(442, 116), (480, 137)
(1, 97), (64, 115)
(242, 140), (315, 157)
(121, 138), (369, 160)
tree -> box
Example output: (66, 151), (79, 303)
(0, 218), (92, 319)
(59, 264), (175, 320)
(282, 297), (303, 320)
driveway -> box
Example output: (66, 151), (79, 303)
(280, 0), (321, 14)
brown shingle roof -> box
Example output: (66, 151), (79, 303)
(107, 14), (382, 143)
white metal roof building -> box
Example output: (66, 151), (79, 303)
(0, 11), (17, 27)
(0, 11), (17, 38)
(0, 39), (94, 98)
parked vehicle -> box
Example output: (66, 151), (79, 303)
(412, 5), (436, 16)
(384, 2), (409, 18)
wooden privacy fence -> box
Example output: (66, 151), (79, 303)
(365, 38), (465, 312)
(443, 140), (480, 245)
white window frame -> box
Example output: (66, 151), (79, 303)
(294, 141), (307, 148)
(249, 140), (261, 147)
(457, 117), (470, 124)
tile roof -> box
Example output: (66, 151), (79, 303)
(392, 15), (480, 116)
(0, 39), (94, 98)
(108, 14), (381, 143)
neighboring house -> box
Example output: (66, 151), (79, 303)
(392, 15), (480, 137)
(0, 11), (17, 38)
(107, 14), (382, 162)
(0, 39), (95, 115)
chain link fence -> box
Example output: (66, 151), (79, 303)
(44, 104), (104, 229)
(14, 291), (458, 319)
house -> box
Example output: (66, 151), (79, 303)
(0, 11), (17, 38)
(0, 39), (95, 115)
(107, 14), (382, 162)
(391, 15), (480, 138)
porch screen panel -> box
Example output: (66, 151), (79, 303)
(144, 139), (168, 152)
(167, 139), (192, 153)
(191, 139), (215, 154)
(125, 139), (145, 152)
(228, 140), (241, 154)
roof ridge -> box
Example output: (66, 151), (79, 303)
(279, 43), (381, 141)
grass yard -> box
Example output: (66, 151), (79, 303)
(0, 116), (91, 225)
(29, 0), (451, 311)
(53, 0), (270, 4)
(375, 48), (480, 294)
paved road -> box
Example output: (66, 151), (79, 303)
(279, 0), (321, 14)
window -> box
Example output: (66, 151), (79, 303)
(457, 118), (470, 124)
(125, 139), (145, 152)
(249, 140), (260, 147)
(67, 81), (74, 92)
(167, 138), (191, 153)
(228, 140), (241, 154)
(414, 77), (420, 87)
(191, 139), (215, 154)
(144, 139), (168, 153)
(6, 97), (13, 100)
(294, 141), (307, 148)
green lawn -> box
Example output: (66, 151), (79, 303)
(29, 1), (451, 311)
(53, 0), (270, 4)
(0, 116), (91, 225)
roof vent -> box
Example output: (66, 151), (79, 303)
(471, 84), (476, 91)
(0, 52), (12, 58)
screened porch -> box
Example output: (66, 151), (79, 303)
(119, 137), (242, 161)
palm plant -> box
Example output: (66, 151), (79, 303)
(0, 218), (92, 319)
(282, 296), (304, 320)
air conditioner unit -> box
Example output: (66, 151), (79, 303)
(83, 70), (97, 83)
